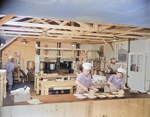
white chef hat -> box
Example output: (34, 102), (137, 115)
(82, 62), (92, 70)
(8, 55), (12, 59)
(117, 66), (126, 74)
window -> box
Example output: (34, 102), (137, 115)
(116, 43), (128, 63)
(130, 54), (143, 73)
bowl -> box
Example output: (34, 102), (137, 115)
(100, 93), (109, 96)
(106, 95), (115, 98)
(76, 95), (87, 99)
(73, 94), (83, 97)
(97, 95), (107, 98)
(130, 90), (139, 93)
(115, 95), (124, 98)
(87, 95), (97, 99)
(95, 93), (100, 96)
(83, 93), (89, 96)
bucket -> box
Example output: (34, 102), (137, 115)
(27, 61), (35, 70)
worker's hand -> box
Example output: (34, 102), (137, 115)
(83, 86), (89, 92)
(112, 85), (118, 91)
(115, 87), (118, 91)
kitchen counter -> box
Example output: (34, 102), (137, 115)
(32, 90), (150, 104)
(13, 90), (150, 105)
(1, 90), (150, 117)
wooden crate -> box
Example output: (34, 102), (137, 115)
(0, 70), (7, 106)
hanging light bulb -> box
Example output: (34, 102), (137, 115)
(71, 42), (76, 46)
(21, 39), (28, 44)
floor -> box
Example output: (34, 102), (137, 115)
(3, 81), (71, 106)
(3, 81), (35, 106)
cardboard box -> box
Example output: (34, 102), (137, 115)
(11, 93), (30, 102)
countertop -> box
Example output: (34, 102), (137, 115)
(12, 90), (150, 106)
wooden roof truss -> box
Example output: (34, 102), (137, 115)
(0, 14), (150, 44)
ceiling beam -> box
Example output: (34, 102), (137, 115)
(4, 21), (89, 31)
(0, 14), (15, 27)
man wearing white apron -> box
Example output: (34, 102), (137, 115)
(4, 56), (15, 92)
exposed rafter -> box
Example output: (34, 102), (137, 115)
(0, 14), (15, 26)
(0, 14), (150, 44)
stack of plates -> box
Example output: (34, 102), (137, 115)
(138, 90), (147, 93)
(73, 94), (87, 99)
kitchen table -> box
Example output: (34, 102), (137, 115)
(34, 73), (77, 94)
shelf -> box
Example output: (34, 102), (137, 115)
(36, 55), (75, 58)
(35, 46), (97, 52)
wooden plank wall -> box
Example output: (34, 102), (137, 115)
(2, 38), (36, 73)
(0, 98), (150, 117)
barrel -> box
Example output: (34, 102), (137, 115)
(27, 61), (35, 70)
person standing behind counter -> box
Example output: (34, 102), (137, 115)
(75, 62), (93, 94)
(4, 56), (15, 92)
(107, 66), (126, 92)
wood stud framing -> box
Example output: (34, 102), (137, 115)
(0, 14), (150, 44)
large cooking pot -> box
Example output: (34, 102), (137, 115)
(27, 61), (35, 70)
(50, 63), (55, 70)
(40, 62), (45, 70)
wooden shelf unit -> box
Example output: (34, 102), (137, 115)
(35, 44), (98, 73)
